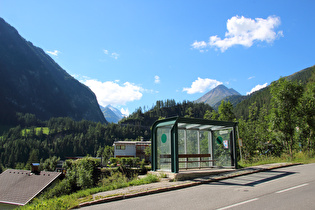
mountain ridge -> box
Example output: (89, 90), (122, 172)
(0, 17), (107, 126)
(195, 84), (241, 107)
(100, 105), (124, 123)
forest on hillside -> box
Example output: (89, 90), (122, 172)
(235, 68), (315, 159)
(234, 65), (315, 120)
(0, 67), (314, 172)
(0, 101), (213, 170)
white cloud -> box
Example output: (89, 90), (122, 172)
(46, 50), (60, 56)
(191, 41), (207, 49)
(191, 41), (209, 52)
(111, 52), (120, 59)
(81, 79), (143, 107)
(248, 76), (255, 80)
(247, 83), (268, 95)
(192, 15), (283, 52)
(103, 49), (119, 59)
(183, 77), (223, 94)
(120, 108), (130, 117)
(154, 75), (160, 84)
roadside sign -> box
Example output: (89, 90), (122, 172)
(223, 140), (228, 149)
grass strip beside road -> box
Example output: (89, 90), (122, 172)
(18, 174), (160, 210)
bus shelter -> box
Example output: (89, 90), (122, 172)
(151, 117), (238, 173)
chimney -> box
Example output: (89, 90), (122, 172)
(31, 163), (40, 175)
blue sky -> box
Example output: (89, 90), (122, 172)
(1, 1), (314, 116)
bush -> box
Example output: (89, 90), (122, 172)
(42, 179), (72, 199)
(40, 156), (60, 171)
(101, 171), (128, 187)
(109, 157), (119, 166)
(41, 157), (100, 199)
(139, 159), (147, 174)
(109, 157), (141, 168)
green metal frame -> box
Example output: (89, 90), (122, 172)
(151, 117), (238, 173)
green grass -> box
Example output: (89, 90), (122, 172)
(21, 127), (49, 136)
(18, 174), (159, 210)
(238, 152), (315, 168)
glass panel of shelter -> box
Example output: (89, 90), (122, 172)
(178, 126), (234, 171)
(212, 128), (233, 167)
(178, 129), (211, 170)
(154, 120), (235, 172)
(156, 127), (172, 171)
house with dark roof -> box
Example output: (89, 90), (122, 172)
(0, 167), (61, 207)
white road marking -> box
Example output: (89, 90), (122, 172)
(276, 183), (309, 194)
(217, 198), (259, 210)
(217, 183), (309, 209)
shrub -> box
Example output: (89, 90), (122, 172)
(109, 157), (119, 166)
(101, 171), (128, 187)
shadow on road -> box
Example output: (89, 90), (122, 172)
(208, 170), (296, 187)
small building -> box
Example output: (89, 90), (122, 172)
(113, 141), (151, 162)
(151, 117), (239, 173)
(0, 165), (61, 208)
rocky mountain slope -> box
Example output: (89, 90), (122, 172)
(100, 105), (125, 123)
(0, 18), (106, 126)
(195, 84), (241, 107)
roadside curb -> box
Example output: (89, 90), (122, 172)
(77, 162), (300, 208)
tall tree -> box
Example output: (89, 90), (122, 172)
(218, 101), (235, 121)
(204, 110), (219, 120)
(270, 78), (303, 156)
(299, 79), (315, 152)
(27, 149), (39, 168)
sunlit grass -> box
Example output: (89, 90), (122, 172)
(18, 173), (159, 210)
(21, 127), (49, 136)
(238, 151), (315, 168)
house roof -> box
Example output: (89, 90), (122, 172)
(113, 141), (151, 146)
(0, 169), (61, 206)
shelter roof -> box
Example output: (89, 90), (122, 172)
(152, 117), (238, 131)
(0, 169), (61, 206)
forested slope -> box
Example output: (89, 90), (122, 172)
(0, 101), (213, 169)
(0, 17), (106, 130)
(120, 99), (213, 127)
(234, 66), (315, 120)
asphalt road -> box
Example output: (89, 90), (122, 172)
(80, 163), (315, 210)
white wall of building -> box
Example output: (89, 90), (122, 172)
(114, 143), (136, 157)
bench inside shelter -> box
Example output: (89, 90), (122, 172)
(160, 153), (215, 170)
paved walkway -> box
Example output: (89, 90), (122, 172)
(77, 162), (298, 208)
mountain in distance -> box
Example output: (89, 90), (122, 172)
(197, 66), (314, 115)
(195, 84), (242, 108)
(0, 17), (107, 126)
(100, 105), (125, 123)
